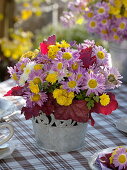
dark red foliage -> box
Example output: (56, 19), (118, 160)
(53, 100), (90, 122)
(41, 94), (55, 115)
(4, 86), (25, 96)
(21, 105), (42, 120)
(40, 35), (56, 55)
(79, 47), (96, 69)
(91, 93), (118, 115)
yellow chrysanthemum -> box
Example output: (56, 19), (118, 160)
(60, 40), (70, 48)
(64, 98), (73, 106)
(56, 96), (67, 105)
(21, 51), (36, 59)
(100, 94), (110, 106)
(53, 88), (74, 106)
(48, 45), (59, 59)
(46, 72), (58, 84)
(53, 89), (63, 98)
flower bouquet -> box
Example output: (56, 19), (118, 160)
(5, 35), (122, 151)
(95, 146), (127, 170)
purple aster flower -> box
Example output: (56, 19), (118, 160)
(113, 147), (127, 170)
(92, 45), (110, 66)
(60, 11), (75, 27)
(25, 91), (48, 108)
(104, 67), (123, 89)
(61, 73), (84, 93)
(84, 9), (94, 20)
(86, 18), (99, 33)
(117, 18), (127, 34)
(84, 72), (105, 96)
(28, 69), (46, 84)
(95, 2), (109, 18)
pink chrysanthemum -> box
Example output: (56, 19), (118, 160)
(28, 69), (46, 84)
(104, 67), (123, 89)
(113, 148), (127, 170)
(61, 73), (84, 93)
(25, 91), (48, 108)
(92, 45), (109, 66)
(84, 72), (105, 96)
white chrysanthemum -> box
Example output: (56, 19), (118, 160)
(19, 61), (36, 86)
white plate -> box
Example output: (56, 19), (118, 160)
(0, 142), (15, 159)
(88, 147), (122, 170)
(0, 97), (17, 119)
(115, 117), (127, 133)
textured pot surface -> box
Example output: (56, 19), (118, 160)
(109, 41), (127, 82)
(32, 114), (88, 152)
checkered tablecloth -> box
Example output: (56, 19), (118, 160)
(0, 79), (127, 170)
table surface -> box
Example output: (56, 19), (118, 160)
(0, 79), (127, 170)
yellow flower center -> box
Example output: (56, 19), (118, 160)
(33, 77), (41, 84)
(72, 62), (79, 70)
(119, 22), (126, 29)
(112, 28), (117, 32)
(97, 51), (105, 59)
(57, 62), (63, 70)
(12, 73), (18, 81)
(29, 82), (40, 94)
(68, 81), (77, 88)
(90, 21), (97, 28)
(24, 68), (31, 74)
(102, 19), (107, 24)
(98, 7), (105, 14)
(118, 154), (127, 164)
(101, 29), (108, 34)
(20, 64), (25, 70)
(48, 45), (59, 59)
(87, 12), (93, 18)
(100, 94), (110, 106)
(63, 52), (72, 60)
(77, 74), (82, 80)
(34, 64), (43, 70)
(113, 34), (119, 40)
(31, 94), (41, 102)
(88, 79), (98, 88)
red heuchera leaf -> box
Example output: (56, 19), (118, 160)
(54, 100), (90, 122)
(92, 93), (118, 115)
(41, 94), (55, 115)
(79, 47), (96, 69)
(40, 35), (56, 55)
(21, 105), (42, 120)
(4, 86), (25, 96)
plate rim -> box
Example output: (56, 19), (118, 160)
(0, 142), (15, 159)
(115, 116), (127, 133)
(0, 97), (17, 118)
(88, 146), (127, 170)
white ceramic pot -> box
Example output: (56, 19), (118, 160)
(109, 41), (127, 82)
(32, 113), (88, 152)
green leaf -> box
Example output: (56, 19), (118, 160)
(85, 98), (90, 101)
(93, 96), (99, 103)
